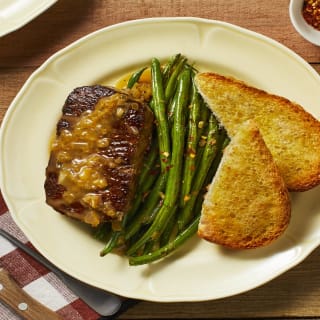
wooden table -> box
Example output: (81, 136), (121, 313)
(1, 1), (320, 319)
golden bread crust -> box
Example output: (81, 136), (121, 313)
(195, 72), (320, 191)
(198, 120), (291, 249)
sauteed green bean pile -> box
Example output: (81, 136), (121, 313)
(95, 54), (228, 265)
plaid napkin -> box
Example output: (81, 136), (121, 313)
(0, 192), (100, 320)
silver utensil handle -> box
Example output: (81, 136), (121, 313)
(0, 228), (123, 316)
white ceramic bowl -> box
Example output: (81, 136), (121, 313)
(289, 0), (320, 46)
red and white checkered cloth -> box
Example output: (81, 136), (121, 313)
(0, 192), (101, 320)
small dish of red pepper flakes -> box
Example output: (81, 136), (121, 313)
(289, 0), (320, 46)
(302, 0), (320, 30)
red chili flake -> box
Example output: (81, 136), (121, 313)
(302, 0), (320, 31)
(142, 191), (150, 200)
(187, 147), (196, 158)
(149, 168), (160, 176)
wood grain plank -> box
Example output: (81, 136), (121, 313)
(117, 247), (320, 319)
(312, 63), (320, 73)
(0, 68), (35, 124)
(0, 0), (318, 69)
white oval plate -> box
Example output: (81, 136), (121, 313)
(1, 17), (320, 302)
(0, 0), (57, 37)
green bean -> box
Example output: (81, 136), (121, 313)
(193, 103), (210, 169)
(129, 214), (200, 265)
(143, 239), (157, 255)
(159, 213), (177, 247)
(158, 67), (191, 209)
(136, 137), (159, 189)
(151, 58), (171, 173)
(165, 57), (187, 102)
(180, 74), (202, 207)
(126, 68), (191, 256)
(168, 70), (190, 128)
(93, 222), (111, 241)
(177, 114), (221, 231)
(125, 171), (159, 228)
(124, 174), (166, 241)
(205, 134), (227, 184)
(131, 145), (159, 194)
(222, 133), (230, 149)
(127, 67), (147, 89)
(162, 53), (181, 84)
(100, 231), (121, 256)
(182, 134), (228, 250)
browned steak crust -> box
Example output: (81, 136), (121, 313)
(56, 85), (116, 134)
(44, 85), (153, 226)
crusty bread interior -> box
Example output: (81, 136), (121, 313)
(198, 120), (291, 249)
(195, 72), (320, 191)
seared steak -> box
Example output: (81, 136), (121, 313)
(44, 85), (153, 227)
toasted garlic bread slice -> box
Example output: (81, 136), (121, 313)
(195, 72), (320, 191)
(198, 120), (291, 249)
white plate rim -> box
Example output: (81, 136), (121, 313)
(1, 17), (320, 302)
(0, 0), (57, 37)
